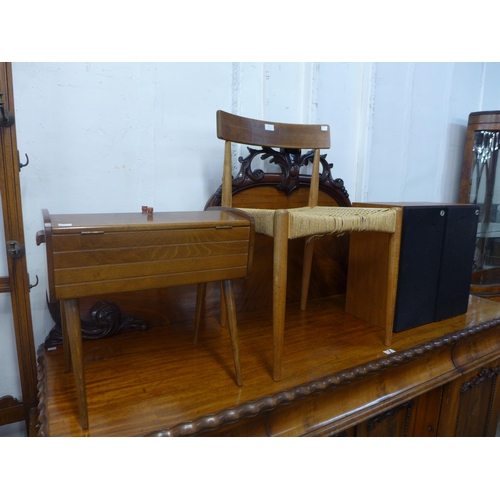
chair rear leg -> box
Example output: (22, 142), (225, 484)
(300, 238), (315, 311)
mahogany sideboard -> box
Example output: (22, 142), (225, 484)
(36, 292), (500, 437)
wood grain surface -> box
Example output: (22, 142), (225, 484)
(37, 294), (500, 436)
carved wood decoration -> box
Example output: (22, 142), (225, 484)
(205, 146), (350, 208)
(332, 430), (348, 437)
(455, 365), (500, 436)
(460, 365), (500, 394)
(44, 299), (149, 348)
(364, 400), (414, 437)
(0, 62), (38, 433)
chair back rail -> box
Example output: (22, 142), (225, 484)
(216, 110), (331, 149)
(217, 110), (331, 209)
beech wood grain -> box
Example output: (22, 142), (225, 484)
(41, 208), (254, 302)
(345, 202), (404, 345)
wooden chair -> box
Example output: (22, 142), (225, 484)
(198, 110), (398, 382)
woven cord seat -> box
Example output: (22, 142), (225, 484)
(242, 206), (397, 239)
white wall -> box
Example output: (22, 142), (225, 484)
(2, 62), (500, 435)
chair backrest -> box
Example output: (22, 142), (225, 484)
(217, 110), (331, 208)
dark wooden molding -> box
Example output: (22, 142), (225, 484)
(460, 365), (500, 394)
(365, 400), (414, 436)
(35, 345), (48, 437)
(331, 430), (348, 437)
(44, 299), (149, 348)
(0, 396), (25, 427)
(0, 276), (10, 293)
(455, 364), (500, 436)
(145, 316), (500, 437)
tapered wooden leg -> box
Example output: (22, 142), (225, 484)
(222, 280), (242, 387)
(272, 210), (289, 382)
(194, 283), (206, 345)
(60, 300), (72, 373)
(300, 238), (315, 311)
(62, 298), (89, 430)
(219, 282), (227, 328)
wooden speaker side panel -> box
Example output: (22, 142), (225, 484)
(345, 206), (403, 344)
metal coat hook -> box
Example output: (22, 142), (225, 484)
(29, 275), (39, 290)
(18, 151), (29, 171)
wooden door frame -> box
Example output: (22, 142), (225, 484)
(0, 62), (38, 434)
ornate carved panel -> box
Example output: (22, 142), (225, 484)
(455, 365), (500, 436)
(205, 147), (350, 209)
(361, 400), (415, 437)
(44, 299), (148, 348)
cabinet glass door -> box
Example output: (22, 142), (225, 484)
(460, 111), (500, 296)
(470, 130), (500, 270)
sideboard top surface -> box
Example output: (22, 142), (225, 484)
(37, 294), (500, 437)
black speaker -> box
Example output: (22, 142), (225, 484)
(434, 205), (479, 321)
(392, 204), (478, 332)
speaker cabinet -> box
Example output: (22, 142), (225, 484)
(392, 204), (478, 331)
(345, 203), (479, 342)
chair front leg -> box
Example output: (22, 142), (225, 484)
(272, 209), (290, 382)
